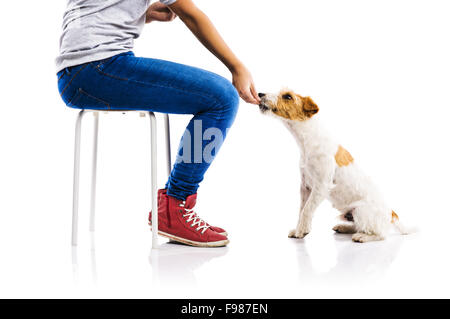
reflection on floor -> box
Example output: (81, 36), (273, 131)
(293, 232), (404, 285)
(72, 235), (229, 288)
(68, 228), (429, 298)
(149, 241), (229, 286)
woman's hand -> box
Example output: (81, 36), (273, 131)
(146, 2), (177, 23)
(231, 65), (260, 105)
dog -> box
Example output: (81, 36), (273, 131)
(258, 89), (413, 243)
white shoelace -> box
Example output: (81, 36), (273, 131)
(179, 202), (210, 234)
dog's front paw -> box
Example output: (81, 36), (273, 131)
(288, 229), (297, 238)
(288, 228), (309, 239)
(296, 230), (310, 239)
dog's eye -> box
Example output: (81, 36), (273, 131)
(282, 94), (293, 100)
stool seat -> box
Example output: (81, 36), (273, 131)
(71, 109), (172, 249)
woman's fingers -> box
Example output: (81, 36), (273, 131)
(250, 83), (260, 103)
(239, 90), (252, 104)
(150, 11), (169, 21)
(231, 68), (259, 104)
(239, 86), (259, 104)
(148, 2), (178, 22)
(167, 7), (177, 20)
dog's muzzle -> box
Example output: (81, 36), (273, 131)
(259, 103), (269, 112)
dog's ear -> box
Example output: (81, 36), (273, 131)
(302, 97), (319, 115)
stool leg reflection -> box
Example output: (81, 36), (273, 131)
(90, 232), (97, 283)
(70, 233), (98, 284)
(71, 245), (79, 282)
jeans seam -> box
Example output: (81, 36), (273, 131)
(57, 71), (65, 82)
(79, 88), (111, 110)
(92, 63), (129, 81)
(91, 63), (225, 108)
(60, 64), (89, 97)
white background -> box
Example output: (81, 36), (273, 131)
(0, 0), (449, 298)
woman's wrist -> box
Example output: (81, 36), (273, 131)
(228, 60), (246, 75)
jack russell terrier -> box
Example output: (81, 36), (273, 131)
(258, 90), (413, 243)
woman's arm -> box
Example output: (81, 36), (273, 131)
(168, 0), (260, 105)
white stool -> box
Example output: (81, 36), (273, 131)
(71, 110), (172, 249)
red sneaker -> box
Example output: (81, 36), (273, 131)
(155, 189), (228, 236)
(149, 190), (229, 247)
(209, 225), (228, 237)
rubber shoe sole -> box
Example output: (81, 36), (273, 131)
(149, 225), (229, 248)
(168, 231), (227, 244)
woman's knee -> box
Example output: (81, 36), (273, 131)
(208, 77), (240, 123)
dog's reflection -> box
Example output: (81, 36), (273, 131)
(294, 233), (404, 285)
(149, 241), (229, 286)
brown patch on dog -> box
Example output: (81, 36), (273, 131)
(391, 211), (399, 223)
(270, 91), (319, 121)
(335, 145), (354, 167)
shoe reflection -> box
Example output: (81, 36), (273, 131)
(71, 235), (228, 286)
(294, 233), (404, 285)
(149, 241), (229, 286)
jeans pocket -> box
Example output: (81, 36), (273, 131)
(95, 52), (125, 70)
(94, 52), (134, 75)
(94, 57), (114, 71)
(68, 88), (110, 110)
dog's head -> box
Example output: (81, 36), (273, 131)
(258, 89), (319, 121)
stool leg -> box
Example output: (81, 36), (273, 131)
(149, 112), (158, 249)
(72, 110), (86, 246)
(89, 112), (99, 232)
(164, 114), (172, 177)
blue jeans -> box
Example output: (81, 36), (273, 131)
(57, 52), (239, 200)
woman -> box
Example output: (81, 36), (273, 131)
(57, 0), (260, 247)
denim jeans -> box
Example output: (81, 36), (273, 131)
(57, 52), (239, 200)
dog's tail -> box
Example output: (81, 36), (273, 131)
(391, 211), (417, 235)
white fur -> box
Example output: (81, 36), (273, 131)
(261, 93), (412, 243)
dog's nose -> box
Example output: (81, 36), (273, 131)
(258, 93), (266, 98)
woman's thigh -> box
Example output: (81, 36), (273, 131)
(58, 52), (238, 114)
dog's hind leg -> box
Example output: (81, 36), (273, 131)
(333, 208), (357, 233)
(349, 202), (389, 243)
(333, 224), (357, 234)
(352, 233), (385, 243)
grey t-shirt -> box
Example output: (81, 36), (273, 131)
(56, 0), (177, 72)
